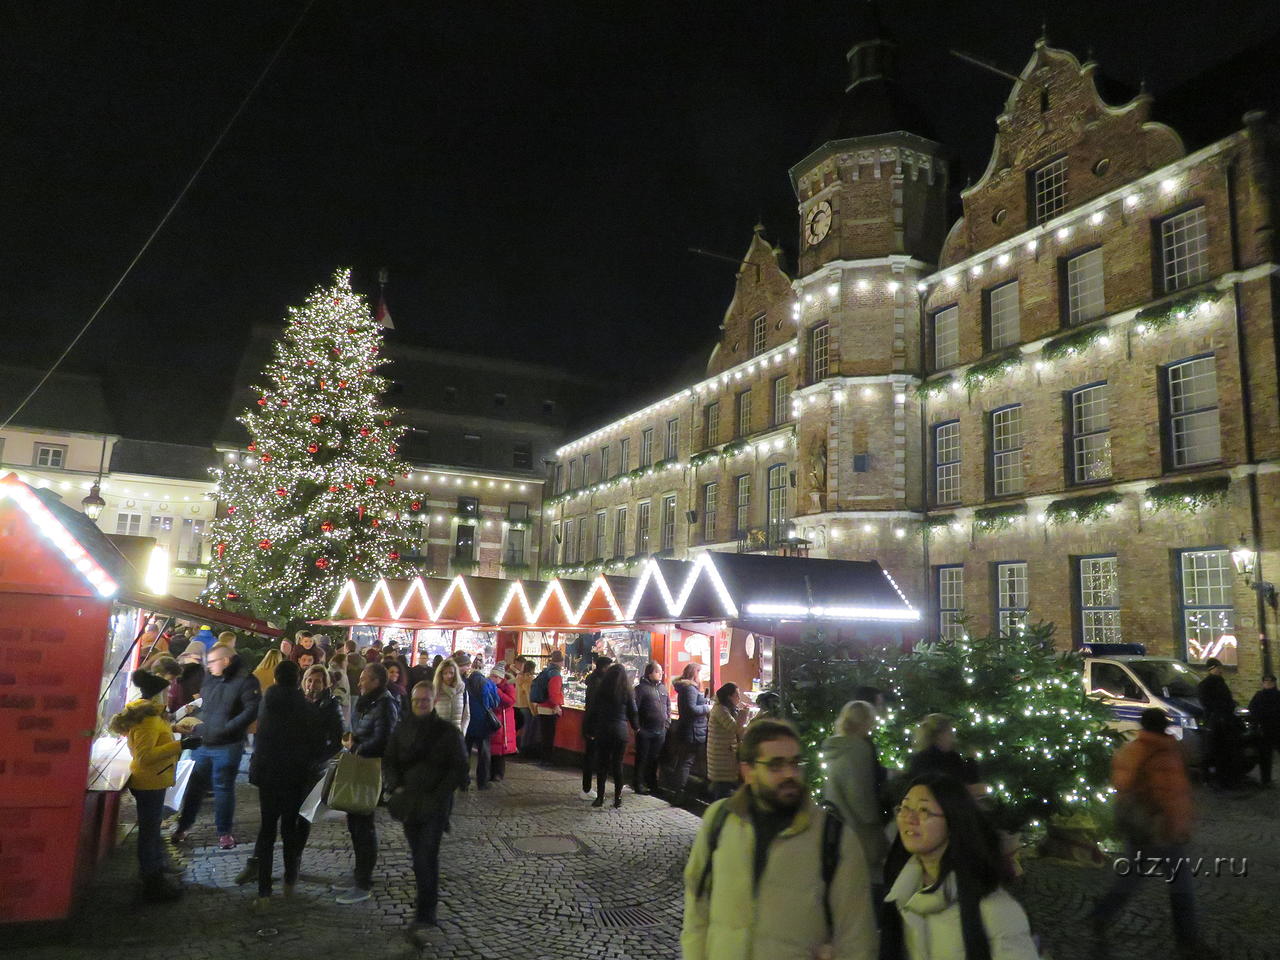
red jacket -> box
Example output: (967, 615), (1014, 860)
(1112, 730), (1193, 843)
(489, 680), (518, 756)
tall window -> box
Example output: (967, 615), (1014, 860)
(772, 375), (791, 426)
(600, 445), (610, 479)
(1069, 383), (1111, 483)
(1166, 355), (1220, 467)
(619, 438), (630, 473)
(635, 501), (651, 555)
(665, 418), (679, 460)
(33, 443), (66, 468)
(702, 482), (718, 542)
(704, 402), (720, 447)
(933, 421), (961, 505)
(582, 452), (592, 484)
(766, 464), (788, 544)
(995, 561), (1029, 635)
(1077, 555), (1121, 644)
(752, 314), (767, 357)
(986, 280), (1020, 349)
(594, 511), (607, 560)
(179, 518), (206, 563)
(455, 525), (476, 562)
(989, 405), (1025, 497)
(568, 458), (579, 488)
(552, 521), (562, 563)
(508, 502), (529, 521)
(640, 428), (653, 467)
(576, 516), (588, 564)
(1031, 155), (1067, 225)
(504, 528), (526, 566)
(936, 566), (964, 641)
(737, 389), (752, 437)
(1160, 206), (1210, 292)
(932, 307), (959, 368)
(1065, 248), (1106, 325)
(554, 463), (564, 492)
(613, 507), (628, 558)
(148, 515), (174, 541)
(660, 495), (677, 551)
(115, 512), (142, 537)
(734, 474), (751, 536)
(809, 323), (830, 381)
(563, 519), (575, 564)
(1178, 548), (1235, 665)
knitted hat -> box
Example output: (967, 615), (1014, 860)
(179, 640), (206, 663)
(488, 662), (506, 678)
(132, 669), (170, 700)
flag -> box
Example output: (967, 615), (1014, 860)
(375, 293), (394, 331)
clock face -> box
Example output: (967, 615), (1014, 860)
(805, 200), (833, 246)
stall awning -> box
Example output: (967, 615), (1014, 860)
(122, 591), (283, 638)
(317, 552), (918, 632)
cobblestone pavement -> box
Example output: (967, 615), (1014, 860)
(9, 759), (1278, 959)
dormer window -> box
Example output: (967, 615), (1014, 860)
(1031, 156), (1068, 226)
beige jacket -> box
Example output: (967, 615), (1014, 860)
(706, 703), (744, 784)
(682, 788), (877, 960)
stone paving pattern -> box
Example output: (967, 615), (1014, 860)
(9, 757), (1278, 959)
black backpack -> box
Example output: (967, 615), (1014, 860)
(530, 666), (555, 704)
(695, 799), (844, 936)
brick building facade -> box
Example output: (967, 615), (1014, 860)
(542, 36), (1280, 686)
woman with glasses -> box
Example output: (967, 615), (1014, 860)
(882, 773), (1038, 960)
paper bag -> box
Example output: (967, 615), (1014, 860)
(164, 754), (196, 812)
(326, 752), (382, 816)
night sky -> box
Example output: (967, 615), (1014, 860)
(4, 0), (1276, 442)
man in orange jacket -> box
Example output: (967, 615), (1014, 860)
(1090, 708), (1201, 958)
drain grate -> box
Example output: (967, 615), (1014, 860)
(595, 906), (661, 929)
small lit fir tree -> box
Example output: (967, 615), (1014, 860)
(782, 622), (1116, 832)
(205, 268), (414, 624)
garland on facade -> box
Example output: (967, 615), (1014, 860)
(1134, 289), (1223, 334)
(1045, 491), (1123, 526)
(920, 513), (958, 538)
(916, 375), (958, 400)
(689, 449), (718, 468)
(1143, 475), (1230, 514)
(973, 503), (1027, 534)
(962, 351), (1023, 393)
(720, 439), (752, 458)
(500, 562), (533, 577)
(1041, 325), (1110, 364)
(451, 558), (479, 576)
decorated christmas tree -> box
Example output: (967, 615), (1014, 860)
(205, 268), (414, 624)
(783, 622), (1116, 832)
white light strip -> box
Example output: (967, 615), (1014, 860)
(329, 575), (481, 623)
(744, 602), (920, 622)
(623, 552), (739, 621)
(0, 475), (119, 598)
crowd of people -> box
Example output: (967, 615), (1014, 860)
(110, 625), (1252, 958)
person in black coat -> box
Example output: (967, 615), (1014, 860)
(247, 661), (322, 905)
(905, 713), (981, 786)
(1248, 674), (1280, 786)
(384, 681), (468, 945)
(336, 663), (399, 905)
(591, 663), (638, 808)
(172, 647), (261, 846)
(633, 660), (670, 794)
(1199, 657), (1242, 787)
(668, 662), (710, 801)
(580, 656), (614, 794)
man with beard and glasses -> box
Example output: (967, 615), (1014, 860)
(681, 718), (876, 960)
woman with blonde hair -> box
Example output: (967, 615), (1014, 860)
(822, 700), (888, 884)
(253, 649), (283, 695)
(907, 713), (981, 786)
(432, 657), (469, 733)
(327, 655), (353, 729)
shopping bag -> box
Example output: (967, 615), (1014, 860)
(164, 755), (196, 812)
(300, 775), (328, 823)
(326, 752), (382, 816)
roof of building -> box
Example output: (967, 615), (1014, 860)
(109, 438), (220, 483)
(0, 365), (115, 435)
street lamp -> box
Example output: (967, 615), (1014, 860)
(1232, 540), (1258, 583)
(81, 437), (109, 521)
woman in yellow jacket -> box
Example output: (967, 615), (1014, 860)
(109, 669), (184, 901)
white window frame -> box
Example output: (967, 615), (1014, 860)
(734, 474), (751, 536)
(752, 314), (767, 357)
(594, 511), (607, 560)
(619, 438), (630, 473)
(933, 421), (960, 505)
(665, 418), (679, 460)
(600, 445), (610, 479)
(1070, 382), (1111, 483)
(987, 280), (1020, 350)
(936, 566), (964, 642)
(552, 521), (562, 563)
(576, 516), (588, 565)
(702, 482), (718, 542)
(660, 494), (677, 552)
(1161, 206), (1210, 293)
(809, 323), (830, 381)
(704, 402), (720, 448)
(1167, 355), (1220, 468)
(1179, 548), (1235, 665)
(115, 512), (143, 537)
(766, 464), (788, 544)
(737, 389), (752, 437)
(33, 443), (67, 469)
(613, 507), (628, 558)
(635, 501), (651, 555)
(640, 428), (653, 467)
(504, 527), (526, 566)
(1078, 555), (1121, 644)
(933, 307), (959, 369)
(563, 518), (575, 564)
(568, 458), (579, 489)
(1065, 247), (1106, 325)
(1032, 155), (1068, 225)
(772, 375), (791, 426)
(995, 561), (1029, 635)
(990, 404), (1025, 497)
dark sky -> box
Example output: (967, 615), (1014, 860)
(3, 0), (1276, 442)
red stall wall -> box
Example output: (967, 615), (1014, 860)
(0, 593), (111, 923)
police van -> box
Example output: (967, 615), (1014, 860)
(1080, 643), (1205, 747)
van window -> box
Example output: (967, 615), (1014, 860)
(1128, 660), (1198, 699)
(1090, 662), (1145, 701)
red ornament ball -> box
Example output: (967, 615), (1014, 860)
(216, 542), (227, 556)
(279, 399), (289, 407)
(388, 551), (399, 561)
(307, 443), (319, 454)
(365, 477), (377, 486)
(226, 591), (240, 600)
(328, 485), (340, 493)
(384, 419), (392, 427)
(315, 557), (330, 569)
(306, 359), (315, 366)
(247, 442), (257, 451)
(338, 380), (348, 388)
(260, 454), (272, 463)
(371, 518), (381, 527)
(319, 379), (327, 388)
(387, 478), (395, 487)
(258, 539), (272, 550)
(411, 501), (422, 511)
(344, 482), (354, 489)
(347, 327), (356, 334)
(389, 444), (397, 454)
(275, 487), (288, 497)
(320, 520), (334, 532)
(257, 397), (267, 406)
(310, 415), (323, 424)
(226, 506), (236, 514)
(359, 428), (370, 437)
(332, 347), (341, 356)
(333, 297), (341, 305)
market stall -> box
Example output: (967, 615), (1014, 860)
(0, 474), (279, 926)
